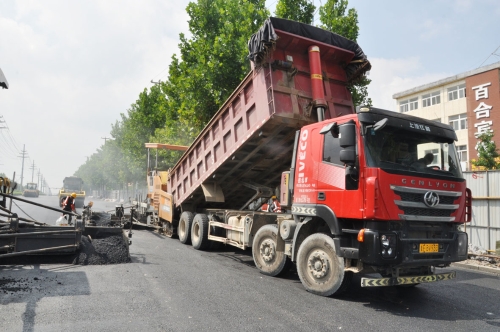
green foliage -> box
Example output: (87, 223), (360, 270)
(471, 131), (500, 170)
(275, 0), (315, 24)
(274, 0), (371, 107)
(318, 0), (371, 107)
(348, 75), (372, 107)
(318, 0), (358, 41)
(75, 140), (143, 191)
(112, 84), (167, 162)
(162, 0), (269, 135)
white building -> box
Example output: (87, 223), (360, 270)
(393, 61), (500, 171)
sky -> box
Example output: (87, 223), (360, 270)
(1, 0), (499, 192)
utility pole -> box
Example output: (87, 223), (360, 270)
(18, 144), (28, 188)
(37, 169), (41, 189)
(29, 160), (36, 182)
(0, 116), (7, 129)
(101, 137), (113, 144)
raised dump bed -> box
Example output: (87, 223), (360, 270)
(167, 17), (370, 212)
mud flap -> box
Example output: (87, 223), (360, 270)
(361, 271), (456, 287)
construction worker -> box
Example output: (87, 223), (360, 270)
(270, 195), (282, 213)
(413, 152), (434, 169)
(62, 192), (77, 224)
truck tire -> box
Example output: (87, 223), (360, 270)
(296, 233), (350, 297)
(178, 211), (194, 244)
(252, 224), (288, 277)
(191, 213), (209, 250)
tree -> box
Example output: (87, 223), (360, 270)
(275, 0), (315, 24)
(471, 131), (500, 170)
(318, 0), (358, 41)
(275, 0), (371, 107)
(161, 0), (269, 135)
(112, 84), (167, 161)
(318, 0), (371, 107)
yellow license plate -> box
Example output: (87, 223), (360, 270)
(420, 243), (439, 253)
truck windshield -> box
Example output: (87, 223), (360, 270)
(64, 179), (82, 190)
(363, 125), (463, 179)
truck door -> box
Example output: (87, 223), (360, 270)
(317, 121), (363, 219)
(293, 127), (319, 205)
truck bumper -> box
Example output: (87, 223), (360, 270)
(361, 270), (456, 287)
(358, 226), (468, 268)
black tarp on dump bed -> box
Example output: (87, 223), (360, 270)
(248, 17), (371, 82)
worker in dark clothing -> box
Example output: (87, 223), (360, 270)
(62, 192), (77, 224)
(416, 153), (434, 168)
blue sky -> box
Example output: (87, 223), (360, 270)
(0, 0), (499, 189)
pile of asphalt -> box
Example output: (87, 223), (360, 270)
(0, 234), (130, 266)
(0, 277), (31, 294)
(90, 212), (113, 226)
(0, 275), (67, 296)
(73, 234), (130, 265)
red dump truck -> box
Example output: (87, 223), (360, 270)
(141, 17), (471, 296)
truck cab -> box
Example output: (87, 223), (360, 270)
(286, 106), (470, 291)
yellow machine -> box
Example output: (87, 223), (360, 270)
(23, 182), (39, 197)
(133, 143), (188, 236)
(59, 176), (85, 208)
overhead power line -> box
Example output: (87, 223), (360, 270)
(477, 45), (500, 68)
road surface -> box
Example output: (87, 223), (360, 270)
(1, 195), (500, 331)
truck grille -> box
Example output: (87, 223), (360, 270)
(390, 185), (462, 222)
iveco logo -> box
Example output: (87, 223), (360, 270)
(423, 191), (440, 207)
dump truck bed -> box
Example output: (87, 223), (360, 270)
(169, 17), (370, 211)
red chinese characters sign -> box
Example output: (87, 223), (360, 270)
(466, 69), (500, 163)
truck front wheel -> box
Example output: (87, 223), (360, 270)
(178, 211), (193, 244)
(252, 224), (288, 277)
(297, 233), (351, 296)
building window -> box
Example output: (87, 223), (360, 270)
(449, 114), (467, 130)
(399, 97), (418, 113)
(457, 145), (467, 162)
(422, 91), (440, 107)
(447, 84), (466, 101)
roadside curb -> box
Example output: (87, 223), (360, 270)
(451, 262), (500, 276)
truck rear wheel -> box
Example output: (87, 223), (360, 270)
(297, 233), (350, 297)
(252, 224), (288, 277)
(177, 211), (193, 244)
(178, 211), (193, 244)
(191, 213), (209, 250)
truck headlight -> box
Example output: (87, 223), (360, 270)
(380, 233), (397, 258)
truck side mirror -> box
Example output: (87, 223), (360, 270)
(339, 120), (356, 165)
(319, 122), (339, 137)
(364, 117), (388, 135)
